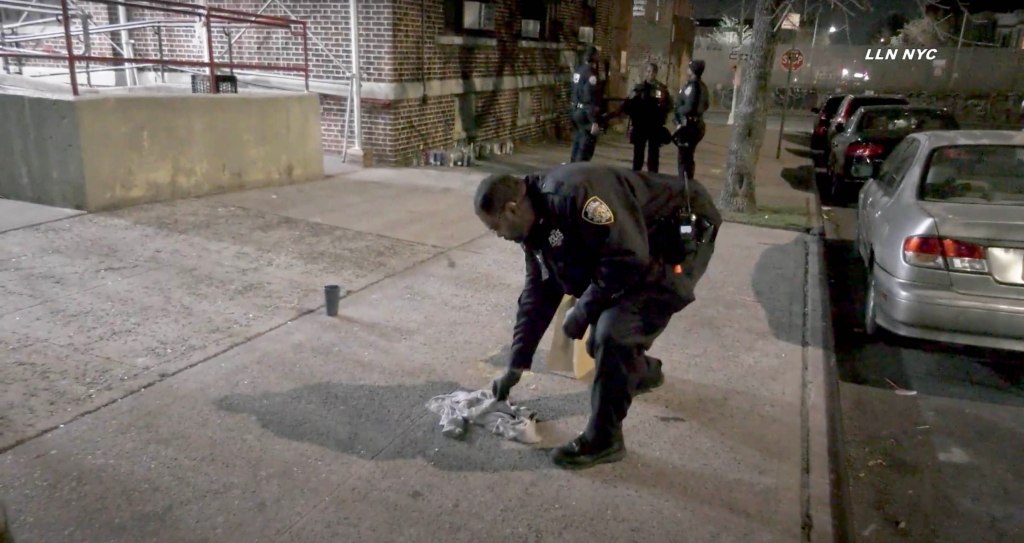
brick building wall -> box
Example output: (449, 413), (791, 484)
(11, 0), (616, 166)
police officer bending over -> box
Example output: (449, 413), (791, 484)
(622, 63), (672, 173)
(474, 162), (721, 469)
(674, 59), (710, 180)
(570, 46), (604, 163)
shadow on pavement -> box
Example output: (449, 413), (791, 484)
(781, 165), (816, 193)
(751, 236), (819, 349)
(782, 133), (811, 146)
(785, 147), (816, 160)
(217, 381), (591, 472)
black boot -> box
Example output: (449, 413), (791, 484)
(551, 434), (626, 470)
(636, 357), (664, 395)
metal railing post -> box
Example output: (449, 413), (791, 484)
(156, 25), (165, 82)
(302, 22), (309, 92)
(223, 27), (233, 75)
(82, 13), (92, 87)
(59, 0), (79, 95)
(341, 78), (351, 162)
(204, 6), (217, 93)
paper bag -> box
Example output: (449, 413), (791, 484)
(546, 295), (596, 381)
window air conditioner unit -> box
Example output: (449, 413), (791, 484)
(522, 19), (541, 38)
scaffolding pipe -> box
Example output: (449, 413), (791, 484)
(3, 16), (62, 31)
(0, 8), (8, 74)
(1, 0), (62, 12)
(117, 4), (136, 85)
(2, 19), (194, 44)
(348, 0), (361, 153)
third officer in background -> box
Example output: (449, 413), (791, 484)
(622, 63), (672, 173)
(570, 46), (604, 163)
(673, 59), (710, 179)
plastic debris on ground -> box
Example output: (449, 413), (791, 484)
(426, 389), (541, 444)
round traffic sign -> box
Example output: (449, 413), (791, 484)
(781, 48), (804, 71)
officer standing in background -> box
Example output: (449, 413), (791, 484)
(623, 63), (672, 172)
(674, 59), (710, 179)
(474, 162), (721, 469)
(569, 46), (604, 163)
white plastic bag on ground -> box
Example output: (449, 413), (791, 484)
(425, 389), (541, 444)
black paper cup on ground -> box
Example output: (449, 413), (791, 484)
(324, 285), (341, 316)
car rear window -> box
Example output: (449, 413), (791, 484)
(824, 97), (844, 117)
(856, 97), (908, 107)
(921, 145), (1024, 205)
(859, 109), (958, 132)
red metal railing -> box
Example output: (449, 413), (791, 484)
(0, 0), (309, 95)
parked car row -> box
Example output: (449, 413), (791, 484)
(808, 95), (1024, 352)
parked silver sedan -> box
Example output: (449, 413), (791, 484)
(856, 130), (1024, 352)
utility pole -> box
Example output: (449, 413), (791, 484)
(776, 9), (798, 159)
(950, 5), (968, 90)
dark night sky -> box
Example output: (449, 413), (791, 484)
(689, 0), (928, 45)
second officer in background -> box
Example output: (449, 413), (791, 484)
(622, 63), (672, 173)
(569, 46), (604, 163)
(673, 59), (710, 179)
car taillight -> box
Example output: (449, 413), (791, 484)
(815, 125), (827, 136)
(903, 236), (989, 273)
(846, 142), (885, 157)
(942, 239), (989, 272)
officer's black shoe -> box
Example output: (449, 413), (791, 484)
(636, 358), (665, 394)
(551, 434), (626, 470)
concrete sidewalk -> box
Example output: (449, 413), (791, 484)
(0, 143), (833, 542)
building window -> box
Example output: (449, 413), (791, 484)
(520, 0), (560, 41)
(540, 86), (557, 114)
(517, 89), (533, 125)
(444, 0), (496, 34)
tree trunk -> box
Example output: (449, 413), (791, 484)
(717, 0), (783, 214)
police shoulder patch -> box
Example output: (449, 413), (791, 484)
(582, 196), (615, 225)
(683, 86), (692, 96)
(573, 72), (581, 83)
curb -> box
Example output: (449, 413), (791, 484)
(808, 193), (855, 543)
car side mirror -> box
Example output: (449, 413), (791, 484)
(811, 107), (820, 114)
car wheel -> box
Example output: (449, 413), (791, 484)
(863, 264), (878, 337)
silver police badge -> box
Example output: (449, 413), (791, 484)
(683, 86), (692, 96)
(582, 196), (615, 225)
(548, 228), (564, 247)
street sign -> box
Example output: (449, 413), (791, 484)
(781, 48), (804, 71)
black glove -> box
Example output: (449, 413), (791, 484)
(491, 368), (523, 402)
(562, 306), (589, 340)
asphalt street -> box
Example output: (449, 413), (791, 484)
(809, 152), (1024, 540)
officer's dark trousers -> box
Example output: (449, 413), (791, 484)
(580, 254), (713, 446)
(676, 121), (706, 179)
(631, 129), (660, 172)
(570, 111), (598, 163)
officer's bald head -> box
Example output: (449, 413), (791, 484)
(474, 174), (536, 243)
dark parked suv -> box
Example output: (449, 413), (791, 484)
(810, 95), (846, 165)
(826, 94), (909, 153)
(826, 105), (959, 204)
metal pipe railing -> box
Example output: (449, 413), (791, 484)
(0, 0), (310, 96)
